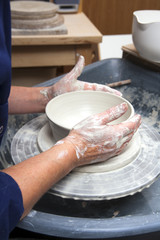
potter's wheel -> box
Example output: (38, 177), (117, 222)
(11, 114), (160, 200)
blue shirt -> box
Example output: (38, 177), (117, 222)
(0, 1), (24, 238)
(0, 172), (24, 239)
(0, 0), (11, 145)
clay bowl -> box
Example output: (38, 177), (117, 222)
(45, 91), (134, 142)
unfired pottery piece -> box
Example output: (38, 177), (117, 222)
(45, 91), (135, 142)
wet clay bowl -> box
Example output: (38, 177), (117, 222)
(45, 91), (134, 142)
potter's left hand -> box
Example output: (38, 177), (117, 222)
(51, 55), (122, 97)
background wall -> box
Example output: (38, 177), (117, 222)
(81, 0), (160, 35)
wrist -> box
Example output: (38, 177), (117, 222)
(53, 138), (78, 170)
(39, 86), (54, 104)
(64, 133), (87, 167)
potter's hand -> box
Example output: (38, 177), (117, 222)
(52, 55), (122, 97)
(65, 102), (141, 167)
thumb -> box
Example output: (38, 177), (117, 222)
(64, 55), (85, 81)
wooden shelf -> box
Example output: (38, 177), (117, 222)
(11, 13), (102, 68)
(12, 13), (102, 46)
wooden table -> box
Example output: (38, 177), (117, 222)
(11, 12), (102, 69)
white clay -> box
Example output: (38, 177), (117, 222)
(45, 91), (134, 141)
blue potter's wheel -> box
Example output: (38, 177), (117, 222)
(1, 58), (160, 239)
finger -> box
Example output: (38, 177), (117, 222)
(114, 114), (141, 137)
(125, 114), (141, 133)
(80, 82), (122, 96)
(87, 102), (128, 125)
(100, 102), (128, 124)
(115, 134), (133, 156)
(64, 55), (85, 81)
(74, 102), (128, 129)
(117, 132), (133, 149)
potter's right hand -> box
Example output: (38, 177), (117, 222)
(65, 102), (141, 167)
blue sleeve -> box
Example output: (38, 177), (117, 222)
(0, 172), (24, 239)
(0, 103), (8, 145)
(0, 0), (11, 145)
(0, 1), (24, 237)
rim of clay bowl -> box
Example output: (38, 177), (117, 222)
(45, 90), (135, 130)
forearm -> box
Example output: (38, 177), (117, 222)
(2, 140), (77, 218)
(8, 86), (53, 114)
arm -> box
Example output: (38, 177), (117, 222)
(8, 86), (52, 114)
(2, 140), (77, 218)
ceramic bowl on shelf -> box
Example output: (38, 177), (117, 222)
(132, 10), (160, 62)
(45, 90), (134, 142)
